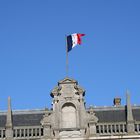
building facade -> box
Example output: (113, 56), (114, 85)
(0, 77), (140, 140)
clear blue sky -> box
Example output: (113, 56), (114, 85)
(0, 0), (140, 110)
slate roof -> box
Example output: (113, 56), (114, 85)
(95, 109), (126, 123)
(0, 110), (45, 127)
(94, 106), (140, 123)
(133, 108), (140, 121)
(13, 113), (44, 126)
(0, 115), (6, 127)
(0, 107), (140, 127)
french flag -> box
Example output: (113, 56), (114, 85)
(67, 33), (85, 52)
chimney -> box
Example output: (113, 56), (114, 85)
(113, 97), (121, 106)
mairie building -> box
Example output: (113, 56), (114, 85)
(0, 77), (140, 140)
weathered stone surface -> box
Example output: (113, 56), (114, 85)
(0, 77), (140, 139)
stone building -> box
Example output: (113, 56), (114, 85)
(0, 77), (140, 140)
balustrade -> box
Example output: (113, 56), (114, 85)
(0, 129), (5, 138)
(96, 123), (127, 135)
(13, 127), (43, 139)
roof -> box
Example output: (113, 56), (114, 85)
(0, 106), (140, 127)
(0, 109), (46, 127)
(95, 109), (126, 123)
(93, 106), (140, 123)
(13, 113), (44, 126)
(133, 108), (140, 121)
(0, 115), (6, 127)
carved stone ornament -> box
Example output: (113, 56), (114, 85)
(88, 106), (98, 123)
(41, 113), (51, 126)
(59, 130), (81, 138)
(50, 86), (61, 97)
(74, 85), (85, 96)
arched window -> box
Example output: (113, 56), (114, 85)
(62, 103), (76, 128)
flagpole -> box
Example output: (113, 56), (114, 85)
(66, 35), (68, 77)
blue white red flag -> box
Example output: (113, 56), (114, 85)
(67, 33), (85, 52)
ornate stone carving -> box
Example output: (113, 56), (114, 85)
(41, 113), (51, 126)
(50, 86), (61, 97)
(59, 130), (81, 138)
(88, 106), (98, 136)
(74, 85), (85, 96)
(41, 113), (52, 138)
(88, 106), (98, 123)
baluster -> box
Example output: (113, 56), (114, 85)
(20, 129), (21, 137)
(106, 125), (109, 134)
(122, 124), (124, 133)
(114, 125), (116, 133)
(1, 130), (2, 138)
(137, 124), (140, 132)
(110, 125), (113, 134)
(27, 129), (29, 137)
(118, 124), (120, 133)
(15, 129), (17, 137)
(23, 129), (25, 137)
(35, 128), (37, 136)
(102, 125), (105, 133)
(39, 128), (41, 136)
(30, 129), (32, 137)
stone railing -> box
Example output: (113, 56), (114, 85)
(0, 128), (5, 138)
(13, 126), (43, 139)
(96, 123), (127, 135)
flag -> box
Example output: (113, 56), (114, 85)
(67, 33), (85, 52)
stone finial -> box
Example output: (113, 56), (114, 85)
(41, 113), (51, 126)
(6, 96), (13, 128)
(89, 106), (98, 123)
(6, 96), (13, 139)
(126, 91), (134, 122)
(88, 106), (98, 136)
(126, 90), (135, 134)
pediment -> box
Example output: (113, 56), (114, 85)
(58, 77), (77, 85)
